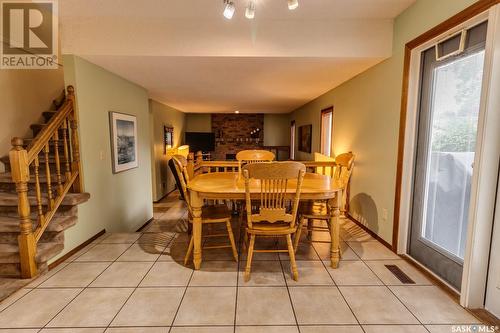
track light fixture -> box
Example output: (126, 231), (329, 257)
(223, 0), (235, 19)
(288, 0), (299, 10)
(245, 1), (256, 19)
(222, 0), (299, 19)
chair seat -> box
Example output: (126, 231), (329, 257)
(201, 204), (231, 222)
(247, 223), (296, 235)
(300, 201), (330, 219)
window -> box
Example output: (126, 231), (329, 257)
(290, 121), (296, 160)
(320, 107), (333, 156)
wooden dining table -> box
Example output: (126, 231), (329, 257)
(188, 171), (343, 270)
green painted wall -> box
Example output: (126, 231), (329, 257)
(264, 114), (290, 147)
(149, 99), (186, 201)
(290, 0), (478, 243)
(185, 113), (212, 133)
(57, 55), (153, 260)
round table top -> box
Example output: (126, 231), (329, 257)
(188, 172), (342, 198)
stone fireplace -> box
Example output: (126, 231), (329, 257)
(212, 114), (264, 160)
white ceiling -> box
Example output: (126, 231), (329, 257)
(60, 0), (416, 113)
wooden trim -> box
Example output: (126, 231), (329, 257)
(136, 217), (154, 232)
(346, 213), (392, 250)
(290, 120), (296, 159)
(393, 0), (500, 252)
(469, 308), (500, 326)
(48, 229), (106, 270)
(320, 106), (334, 156)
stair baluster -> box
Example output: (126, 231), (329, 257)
(33, 156), (45, 227)
(53, 130), (63, 196)
(43, 143), (54, 210)
(62, 118), (72, 181)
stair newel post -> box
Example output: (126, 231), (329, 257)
(67, 85), (83, 192)
(9, 138), (38, 278)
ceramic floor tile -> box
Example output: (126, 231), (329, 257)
(117, 244), (165, 262)
(279, 243), (320, 261)
(340, 286), (419, 324)
(299, 327), (364, 333)
(0, 329), (39, 333)
(425, 325), (489, 333)
(235, 326), (299, 333)
(140, 262), (193, 287)
(364, 260), (433, 285)
(106, 328), (168, 333)
(238, 260), (285, 286)
(314, 241), (360, 261)
(0, 288), (31, 311)
(174, 287), (236, 326)
(289, 286), (357, 325)
(24, 262), (70, 288)
(90, 262), (153, 287)
(75, 244), (131, 262)
(326, 260), (383, 286)
(390, 286), (481, 324)
(170, 327), (233, 333)
(47, 288), (133, 327)
(346, 242), (400, 260)
(236, 287), (295, 325)
(100, 233), (142, 244)
(283, 261), (334, 285)
(189, 261), (238, 286)
(39, 262), (110, 288)
(136, 232), (176, 245)
(0, 288), (81, 328)
(340, 223), (374, 242)
(41, 329), (105, 333)
(362, 325), (428, 333)
(111, 287), (184, 327)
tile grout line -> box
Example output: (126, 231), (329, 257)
(278, 240), (302, 333)
(103, 235), (174, 331)
(37, 244), (129, 330)
(167, 209), (195, 333)
(314, 241), (367, 333)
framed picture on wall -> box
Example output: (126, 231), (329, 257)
(109, 111), (138, 173)
(298, 124), (312, 153)
(164, 125), (174, 154)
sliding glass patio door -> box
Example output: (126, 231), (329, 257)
(409, 22), (487, 290)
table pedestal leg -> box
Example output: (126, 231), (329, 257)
(329, 190), (342, 268)
(191, 191), (203, 270)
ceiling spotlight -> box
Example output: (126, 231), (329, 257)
(245, 1), (256, 19)
(223, 0), (235, 19)
(288, 0), (299, 10)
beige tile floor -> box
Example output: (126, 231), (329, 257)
(0, 194), (485, 333)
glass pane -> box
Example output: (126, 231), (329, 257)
(422, 50), (485, 260)
(321, 112), (332, 156)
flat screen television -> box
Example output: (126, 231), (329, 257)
(185, 132), (216, 152)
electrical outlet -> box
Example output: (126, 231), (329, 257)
(382, 208), (388, 221)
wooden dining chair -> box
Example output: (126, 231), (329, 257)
(294, 152), (355, 250)
(236, 149), (275, 173)
(242, 162), (306, 281)
(171, 155), (239, 265)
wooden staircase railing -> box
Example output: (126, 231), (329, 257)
(9, 85), (83, 278)
(187, 151), (339, 179)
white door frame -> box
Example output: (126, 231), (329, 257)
(397, 5), (500, 308)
